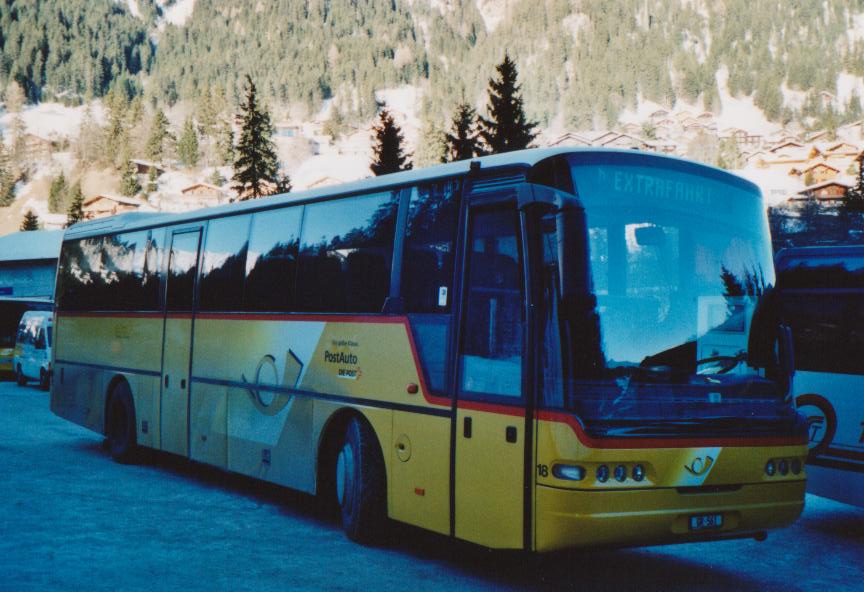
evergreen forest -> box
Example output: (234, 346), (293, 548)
(3, 0), (864, 128)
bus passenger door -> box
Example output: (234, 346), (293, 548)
(454, 202), (529, 549)
(160, 229), (202, 457)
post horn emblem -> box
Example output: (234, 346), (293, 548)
(684, 455), (714, 476)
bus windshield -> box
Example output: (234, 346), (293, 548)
(543, 154), (797, 437)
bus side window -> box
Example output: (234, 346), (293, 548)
(200, 215), (251, 311)
(459, 206), (524, 398)
(403, 181), (459, 394)
(296, 192), (398, 313)
(245, 207), (302, 312)
(57, 237), (105, 310)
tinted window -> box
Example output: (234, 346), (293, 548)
(403, 181), (460, 394)
(56, 237), (105, 310)
(166, 231), (202, 311)
(782, 292), (864, 375)
(245, 207), (302, 311)
(459, 206), (524, 398)
(200, 216), (251, 311)
(403, 181), (459, 312)
(296, 192), (398, 312)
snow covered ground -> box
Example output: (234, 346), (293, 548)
(0, 380), (862, 592)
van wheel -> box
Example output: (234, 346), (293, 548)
(335, 417), (386, 544)
(15, 365), (25, 386)
(39, 369), (49, 391)
(106, 382), (138, 464)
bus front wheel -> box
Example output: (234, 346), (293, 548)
(335, 417), (386, 544)
(106, 382), (139, 464)
(15, 365), (25, 386)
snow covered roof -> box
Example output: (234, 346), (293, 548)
(0, 230), (63, 263)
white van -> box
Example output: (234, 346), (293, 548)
(13, 311), (53, 390)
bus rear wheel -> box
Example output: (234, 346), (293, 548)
(39, 369), (49, 391)
(15, 365), (25, 386)
(106, 382), (139, 464)
(335, 417), (386, 544)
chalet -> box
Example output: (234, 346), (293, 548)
(819, 91), (836, 109)
(799, 162), (841, 184)
(588, 131), (620, 145)
(744, 151), (768, 166)
(697, 112), (715, 121)
(674, 111), (694, 122)
(306, 176), (345, 189)
(82, 195), (148, 220)
(620, 122), (643, 136)
(597, 133), (651, 150)
(546, 132), (592, 147)
(790, 179), (850, 204)
(806, 130), (830, 143)
(719, 128), (762, 147)
(655, 118), (677, 128)
(649, 109), (670, 120)
(823, 142), (860, 159)
(180, 182), (227, 199)
(838, 120), (863, 141)
(20, 133), (53, 163)
(769, 141), (804, 153)
(130, 159), (165, 176)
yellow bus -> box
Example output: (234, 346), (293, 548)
(51, 148), (808, 551)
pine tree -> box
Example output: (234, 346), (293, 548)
(370, 105), (412, 176)
(104, 87), (130, 169)
(844, 161), (864, 213)
(48, 171), (68, 213)
(66, 181), (85, 227)
(146, 167), (159, 194)
(216, 119), (235, 166)
(178, 116), (200, 167)
(444, 103), (482, 162)
(274, 171), (292, 194)
(478, 55), (537, 155)
(0, 142), (15, 207)
(120, 158), (141, 197)
(20, 210), (40, 231)
(232, 75), (279, 200)
(146, 108), (171, 162)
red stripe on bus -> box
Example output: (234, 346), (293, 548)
(537, 410), (807, 449)
(457, 400), (526, 417)
(57, 311), (165, 319)
(823, 447), (864, 462)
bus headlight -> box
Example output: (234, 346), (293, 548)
(632, 464), (645, 482)
(596, 465), (610, 483)
(791, 459), (802, 475)
(552, 464), (585, 481)
(765, 460), (776, 476)
(614, 465), (627, 482)
(779, 459), (789, 476)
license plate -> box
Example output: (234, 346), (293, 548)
(689, 513), (723, 531)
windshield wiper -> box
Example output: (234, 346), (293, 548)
(695, 351), (748, 374)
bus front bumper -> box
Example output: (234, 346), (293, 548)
(535, 480), (805, 552)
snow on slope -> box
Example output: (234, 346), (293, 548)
(160, 0), (196, 27)
(1, 103), (104, 142)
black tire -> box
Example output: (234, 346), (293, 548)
(106, 381), (139, 464)
(39, 368), (49, 391)
(15, 365), (25, 386)
(335, 417), (386, 544)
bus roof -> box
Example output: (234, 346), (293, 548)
(63, 147), (756, 241)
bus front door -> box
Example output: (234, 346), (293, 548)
(160, 229), (202, 457)
(454, 203), (529, 549)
